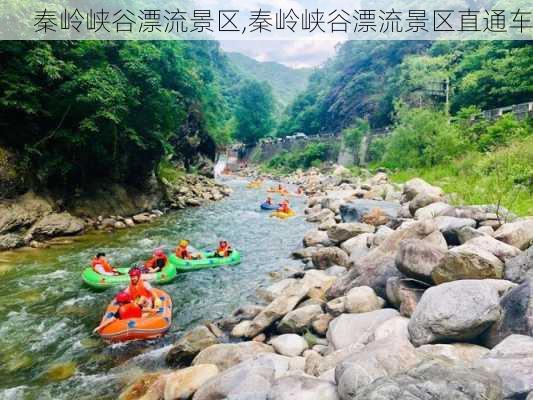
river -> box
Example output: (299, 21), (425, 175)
(0, 178), (310, 400)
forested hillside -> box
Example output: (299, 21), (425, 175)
(226, 52), (312, 110)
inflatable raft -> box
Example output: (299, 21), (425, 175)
(267, 188), (289, 195)
(82, 262), (177, 290)
(98, 288), (172, 342)
(168, 251), (241, 272)
(270, 210), (296, 219)
(246, 181), (263, 189)
(260, 202), (278, 210)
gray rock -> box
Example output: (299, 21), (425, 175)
(483, 279), (533, 348)
(292, 246), (318, 260)
(325, 265), (348, 277)
(192, 342), (275, 371)
(336, 337), (422, 400)
(29, 212), (85, 239)
(312, 247), (349, 269)
(371, 226), (394, 247)
(402, 178), (444, 203)
(504, 245), (533, 283)
(327, 223), (375, 243)
(166, 325), (220, 368)
(464, 236), (522, 262)
(373, 316), (410, 341)
(306, 209), (335, 223)
(340, 200), (400, 223)
(270, 334), (309, 357)
(0, 233), (26, 250)
(414, 202), (454, 220)
(278, 305), (324, 334)
(303, 230), (332, 247)
(327, 309), (399, 350)
(456, 226), (489, 244)
(0, 192), (53, 234)
(344, 286), (384, 314)
(408, 280), (501, 346)
(494, 219), (533, 250)
(352, 359), (503, 400)
(474, 334), (533, 399)
(396, 239), (446, 283)
(432, 244), (504, 284)
(268, 375), (339, 400)
(340, 233), (372, 256)
(434, 216), (477, 245)
(416, 343), (489, 367)
(132, 212), (152, 223)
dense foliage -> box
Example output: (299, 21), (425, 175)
(0, 41), (271, 191)
(264, 142), (338, 173)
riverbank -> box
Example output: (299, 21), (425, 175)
(120, 167), (533, 400)
(0, 173), (231, 252)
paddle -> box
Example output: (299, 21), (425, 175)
(93, 317), (116, 334)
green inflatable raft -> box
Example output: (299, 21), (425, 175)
(82, 263), (177, 290)
(169, 251), (241, 272)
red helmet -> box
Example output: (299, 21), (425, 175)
(116, 291), (131, 304)
(154, 248), (165, 257)
(128, 267), (142, 277)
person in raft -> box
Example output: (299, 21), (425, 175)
(143, 248), (168, 273)
(91, 253), (121, 276)
(265, 196), (273, 205)
(124, 267), (154, 309)
(212, 240), (232, 258)
(175, 240), (203, 260)
(278, 199), (290, 213)
(115, 291), (142, 319)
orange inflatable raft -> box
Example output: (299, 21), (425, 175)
(98, 288), (172, 342)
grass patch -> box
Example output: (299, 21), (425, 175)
(389, 137), (533, 216)
(156, 159), (185, 184)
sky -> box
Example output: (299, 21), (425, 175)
(219, 39), (341, 69)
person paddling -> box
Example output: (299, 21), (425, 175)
(92, 291), (142, 333)
(175, 240), (202, 260)
(124, 267), (154, 309)
(265, 196), (273, 205)
(143, 248), (168, 273)
(91, 253), (120, 276)
(213, 240), (232, 258)
(278, 199), (290, 213)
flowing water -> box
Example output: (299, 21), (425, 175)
(0, 178), (310, 400)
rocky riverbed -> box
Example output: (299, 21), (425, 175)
(0, 174), (231, 251)
(118, 167), (533, 400)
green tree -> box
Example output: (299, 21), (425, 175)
(234, 79), (275, 144)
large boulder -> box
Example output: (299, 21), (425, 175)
(464, 236), (522, 262)
(344, 286), (384, 314)
(493, 219), (533, 250)
(414, 202), (454, 220)
(351, 359), (503, 400)
(432, 244), (504, 284)
(278, 305), (323, 334)
(396, 239), (447, 283)
(373, 316), (410, 341)
(164, 364), (219, 400)
(327, 309), (399, 350)
(340, 200), (400, 224)
(434, 216), (477, 245)
(328, 220), (438, 298)
(0, 191), (53, 234)
(402, 178), (444, 205)
(474, 334), (533, 399)
(504, 245), (533, 283)
(306, 209), (335, 223)
(312, 247), (349, 269)
(408, 280), (501, 346)
(416, 343), (489, 367)
(0, 233), (26, 250)
(340, 233), (372, 258)
(483, 279), (533, 348)
(29, 212), (85, 240)
(270, 334), (309, 357)
(336, 337), (422, 400)
(327, 223), (375, 243)
(268, 375), (339, 400)
(166, 325), (219, 368)
(303, 230), (332, 247)
(192, 342), (275, 371)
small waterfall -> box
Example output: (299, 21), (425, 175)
(214, 153), (227, 177)
(358, 134), (369, 166)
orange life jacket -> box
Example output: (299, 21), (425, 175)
(92, 257), (114, 273)
(279, 203), (289, 213)
(145, 254), (168, 269)
(216, 244), (230, 257)
(128, 279), (153, 302)
(118, 302), (142, 319)
(176, 245), (190, 259)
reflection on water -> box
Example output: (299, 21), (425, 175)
(0, 178), (309, 399)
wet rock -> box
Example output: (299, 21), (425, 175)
(344, 286), (384, 314)
(432, 244), (504, 284)
(493, 219), (533, 250)
(352, 359), (503, 400)
(312, 247), (349, 269)
(0, 233), (25, 250)
(340, 200), (400, 224)
(292, 246), (319, 260)
(29, 212), (85, 240)
(408, 280), (501, 346)
(303, 230), (332, 247)
(278, 305), (323, 334)
(474, 334), (533, 399)
(396, 239), (446, 283)
(336, 337), (422, 400)
(166, 325), (219, 368)
(268, 375), (339, 400)
(259, 279), (298, 302)
(416, 343), (489, 367)
(504, 245), (533, 283)
(483, 279), (533, 348)
(132, 212), (152, 223)
(192, 342), (274, 372)
(270, 334), (309, 357)
(327, 309), (399, 350)
(119, 372), (165, 400)
(164, 364), (219, 400)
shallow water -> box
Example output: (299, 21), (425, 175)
(0, 178), (310, 399)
